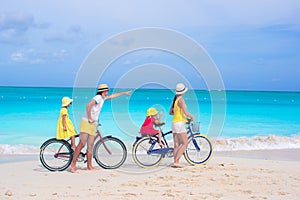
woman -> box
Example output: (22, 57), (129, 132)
(70, 84), (130, 172)
(169, 83), (194, 168)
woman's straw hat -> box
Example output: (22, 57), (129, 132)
(146, 107), (158, 116)
(97, 84), (109, 92)
(62, 97), (73, 106)
(176, 83), (188, 95)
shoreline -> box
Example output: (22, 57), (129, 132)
(1, 148), (300, 164)
(1, 149), (300, 199)
(214, 148), (300, 162)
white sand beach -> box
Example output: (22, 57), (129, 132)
(1, 150), (300, 200)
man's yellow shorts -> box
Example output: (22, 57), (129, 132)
(79, 120), (96, 135)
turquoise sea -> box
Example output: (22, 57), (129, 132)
(0, 86), (300, 154)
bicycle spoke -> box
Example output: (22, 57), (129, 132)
(132, 137), (164, 168)
(40, 139), (73, 171)
(184, 134), (212, 165)
(93, 137), (127, 169)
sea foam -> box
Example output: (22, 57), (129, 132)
(213, 134), (300, 151)
(1, 135), (300, 155)
(0, 144), (40, 155)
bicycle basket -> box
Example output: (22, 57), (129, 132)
(192, 122), (200, 132)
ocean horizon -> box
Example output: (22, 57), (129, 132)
(0, 86), (299, 155)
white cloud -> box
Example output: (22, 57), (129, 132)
(10, 48), (69, 64)
(44, 25), (84, 43)
(49, 0), (300, 29)
(2, 1), (299, 46)
(1, 0), (299, 90)
(0, 13), (33, 42)
(0, 12), (47, 44)
(0, 28), (23, 43)
(0, 13), (34, 31)
(10, 52), (26, 62)
(2, 1), (300, 31)
(52, 49), (68, 60)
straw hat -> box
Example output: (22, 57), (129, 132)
(146, 107), (158, 116)
(97, 84), (109, 92)
(62, 97), (73, 107)
(175, 83), (188, 95)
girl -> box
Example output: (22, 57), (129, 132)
(56, 96), (76, 150)
(140, 107), (165, 147)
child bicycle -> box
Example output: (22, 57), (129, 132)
(40, 123), (127, 171)
(132, 119), (212, 168)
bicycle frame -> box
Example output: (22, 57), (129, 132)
(95, 130), (112, 155)
(186, 123), (201, 151)
(132, 120), (212, 168)
(40, 123), (128, 171)
(133, 121), (199, 156)
(55, 129), (112, 161)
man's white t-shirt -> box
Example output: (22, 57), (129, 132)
(82, 95), (106, 123)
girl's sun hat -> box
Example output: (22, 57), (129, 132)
(147, 107), (158, 116)
(62, 97), (73, 107)
(176, 83), (188, 95)
(98, 84), (109, 92)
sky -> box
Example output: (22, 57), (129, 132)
(0, 0), (299, 91)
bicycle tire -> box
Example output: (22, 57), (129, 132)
(93, 136), (127, 169)
(40, 138), (73, 171)
(184, 134), (213, 165)
(132, 136), (164, 168)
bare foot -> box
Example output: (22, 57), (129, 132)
(70, 165), (77, 173)
(171, 163), (185, 168)
(87, 166), (98, 171)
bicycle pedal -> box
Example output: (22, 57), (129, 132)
(77, 153), (85, 162)
(166, 149), (174, 157)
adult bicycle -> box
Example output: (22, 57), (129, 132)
(40, 124), (127, 171)
(132, 119), (212, 168)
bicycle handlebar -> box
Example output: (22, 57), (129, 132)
(186, 118), (193, 124)
(154, 122), (165, 127)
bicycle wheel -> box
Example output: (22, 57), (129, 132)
(184, 134), (213, 165)
(132, 136), (164, 168)
(93, 136), (127, 169)
(40, 138), (73, 171)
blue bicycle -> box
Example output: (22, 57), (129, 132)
(132, 119), (213, 168)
